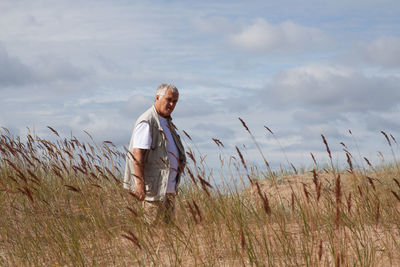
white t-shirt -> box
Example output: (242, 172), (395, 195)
(133, 117), (179, 193)
(132, 122), (152, 149)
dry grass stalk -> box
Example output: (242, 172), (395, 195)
(290, 163), (298, 174)
(394, 178), (400, 190)
(239, 118), (274, 179)
(381, 131), (391, 146)
(186, 149), (196, 164)
(321, 134), (332, 160)
(255, 182), (271, 215)
(2, 127), (400, 266)
(291, 192), (295, 214)
(64, 184), (82, 193)
(335, 174), (342, 228)
(375, 202), (380, 223)
(238, 117), (250, 133)
(302, 183), (310, 203)
(391, 191), (400, 202)
(336, 253), (341, 267)
(240, 228), (246, 251)
(364, 157), (373, 168)
(366, 176), (376, 191)
(198, 175), (212, 197)
(310, 152), (317, 166)
(264, 125), (273, 135)
(312, 169), (321, 202)
(186, 202), (198, 224)
(122, 231), (142, 250)
(126, 206), (138, 217)
(346, 152), (353, 173)
(235, 146), (247, 171)
(186, 168), (197, 186)
(182, 130), (192, 141)
(318, 240), (323, 262)
(346, 192), (352, 213)
(390, 134), (397, 144)
(192, 200), (203, 222)
(47, 126), (60, 137)
(18, 186), (34, 203)
(212, 138), (224, 148)
(358, 185), (363, 197)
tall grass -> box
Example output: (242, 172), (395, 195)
(1, 125), (400, 266)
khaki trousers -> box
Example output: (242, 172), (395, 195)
(142, 193), (176, 225)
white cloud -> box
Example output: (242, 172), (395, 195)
(265, 64), (400, 113)
(192, 16), (236, 35)
(365, 111), (400, 133)
(0, 42), (94, 92)
(361, 37), (400, 68)
(292, 110), (348, 124)
(191, 122), (236, 143)
(0, 44), (34, 87)
(34, 58), (93, 83)
(230, 19), (330, 52)
(131, 71), (211, 86)
(302, 123), (341, 139)
(0, 0), (399, 170)
(121, 95), (153, 118)
(174, 98), (217, 118)
(68, 112), (130, 145)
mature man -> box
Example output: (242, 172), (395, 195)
(124, 84), (186, 224)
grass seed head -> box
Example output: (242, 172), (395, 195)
(122, 231), (141, 250)
(64, 184), (82, 193)
(238, 117), (250, 133)
(390, 133), (397, 144)
(183, 130), (192, 141)
(235, 146), (247, 170)
(393, 178), (400, 190)
(318, 240), (323, 261)
(290, 163), (298, 174)
(302, 183), (310, 203)
(186, 202), (198, 224)
(321, 134), (332, 160)
(381, 131), (392, 146)
(310, 152), (317, 166)
(240, 228), (246, 251)
(364, 157), (372, 167)
(366, 176), (376, 191)
(192, 200), (203, 222)
(212, 138), (224, 147)
(346, 153), (353, 173)
(391, 191), (400, 202)
(346, 192), (352, 213)
(264, 126), (274, 135)
(376, 202), (380, 223)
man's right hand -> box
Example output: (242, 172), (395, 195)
(134, 181), (146, 201)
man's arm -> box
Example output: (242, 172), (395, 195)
(132, 148), (147, 201)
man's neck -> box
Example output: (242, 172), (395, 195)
(154, 104), (170, 119)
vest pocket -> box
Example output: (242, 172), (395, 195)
(144, 172), (161, 197)
(144, 183), (156, 197)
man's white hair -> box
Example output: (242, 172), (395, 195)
(156, 83), (179, 98)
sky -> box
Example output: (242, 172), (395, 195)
(1, 0), (400, 172)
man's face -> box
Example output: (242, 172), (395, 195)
(154, 89), (179, 117)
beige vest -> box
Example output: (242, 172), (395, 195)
(123, 106), (186, 201)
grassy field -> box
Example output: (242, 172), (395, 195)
(1, 126), (400, 266)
